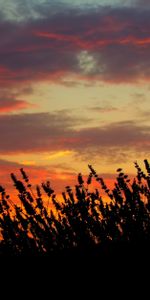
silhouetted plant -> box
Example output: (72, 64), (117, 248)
(0, 160), (150, 255)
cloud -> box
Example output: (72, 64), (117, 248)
(135, 0), (150, 6)
(75, 120), (150, 147)
(0, 4), (150, 87)
(0, 112), (83, 153)
(0, 87), (35, 112)
(0, 96), (33, 113)
(0, 157), (78, 196)
(0, 157), (131, 199)
(0, 112), (149, 163)
(89, 105), (118, 113)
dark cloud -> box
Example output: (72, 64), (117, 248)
(0, 95), (33, 113)
(0, 5), (150, 86)
(135, 0), (150, 6)
(0, 112), (83, 153)
(0, 112), (149, 161)
(74, 121), (150, 150)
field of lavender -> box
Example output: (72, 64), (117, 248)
(0, 159), (150, 257)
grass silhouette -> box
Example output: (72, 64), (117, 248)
(0, 159), (150, 257)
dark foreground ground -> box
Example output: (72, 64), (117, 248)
(0, 241), (149, 295)
(1, 241), (150, 263)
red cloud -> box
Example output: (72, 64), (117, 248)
(0, 6), (150, 86)
(34, 31), (93, 50)
(33, 29), (150, 52)
(0, 99), (34, 113)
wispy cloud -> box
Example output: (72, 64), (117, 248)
(89, 105), (118, 113)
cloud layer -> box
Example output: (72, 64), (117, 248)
(0, 112), (149, 162)
(0, 3), (150, 87)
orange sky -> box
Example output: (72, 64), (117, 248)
(0, 0), (149, 201)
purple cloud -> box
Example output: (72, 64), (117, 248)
(0, 5), (150, 86)
(0, 112), (149, 163)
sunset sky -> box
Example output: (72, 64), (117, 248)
(0, 0), (150, 195)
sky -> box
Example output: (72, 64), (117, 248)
(0, 0), (150, 197)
